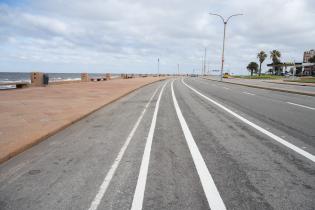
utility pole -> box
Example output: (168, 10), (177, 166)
(292, 60), (296, 80)
(207, 59), (211, 75)
(201, 57), (204, 75)
(157, 58), (160, 76)
(203, 48), (207, 76)
(177, 64), (180, 76)
(209, 13), (243, 81)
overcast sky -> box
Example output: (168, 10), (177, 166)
(0, 0), (314, 74)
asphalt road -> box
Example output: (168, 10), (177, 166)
(0, 78), (314, 210)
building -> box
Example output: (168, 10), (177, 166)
(266, 50), (315, 76)
(303, 49), (315, 76)
(303, 49), (315, 63)
(266, 62), (302, 75)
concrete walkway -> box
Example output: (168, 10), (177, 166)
(263, 79), (315, 87)
(0, 77), (165, 163)
(203, 76), (315, 96)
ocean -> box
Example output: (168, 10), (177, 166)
(0, 72), (118, 89)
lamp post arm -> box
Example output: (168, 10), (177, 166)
(208, 13), (225, 23)
(226, 14), (243, 23)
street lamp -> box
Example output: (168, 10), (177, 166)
(209, 13), (243, 81)
(157, 58), (160, 76)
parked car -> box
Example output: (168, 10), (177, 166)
(223, 73), (230, 78)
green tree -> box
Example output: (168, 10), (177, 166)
(309, 55), (315, 63)
(270, 50), (281, 75)
(257, 51), (267, 76)
(247, 62), (258, 76)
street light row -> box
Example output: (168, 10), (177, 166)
(157, 12), (243, 78)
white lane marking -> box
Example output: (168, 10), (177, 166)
(171, 80), (226, 210)
(182, 79), (315, 163)
(286, 102), (315, 110)
(222, 86), (230, 90)
(131, 81), (168, 210)
(242, 91), (255, 96)
(88, 84), (162, 210)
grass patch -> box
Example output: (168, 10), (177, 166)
(231, 75), (284, 80)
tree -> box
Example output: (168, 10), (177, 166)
(257, 51), (267, 76)
(247, 62), (258, 76)
(270, 50), (281, 75)
(309, 55), (315, 63)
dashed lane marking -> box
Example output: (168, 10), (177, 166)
(182, 79), (315, 163)
(286, 102), (315, 110)
(242, 91), (256, 96)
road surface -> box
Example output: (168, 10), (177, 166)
(0, 77), (314, 210)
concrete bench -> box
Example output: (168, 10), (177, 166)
(16, 83), (29, 88)
(91, 78), (107, 82)
(0, 82), (29, 89)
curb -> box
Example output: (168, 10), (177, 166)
(202, 77), (315, 97)
(0, 78), (167, 164)
(264, 80), (315, 87)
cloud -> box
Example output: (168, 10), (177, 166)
(0, 0), (314, 74)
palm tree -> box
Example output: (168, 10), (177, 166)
(247, 62), (258, 76)
(270, 50), (281, 75)
(257, 51), (267, 76)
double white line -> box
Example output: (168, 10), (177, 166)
(131, 81), (168, 210)
(132, 80), (226, 210)
(88, 83), (164, 210)
(90, 80), (226, 210)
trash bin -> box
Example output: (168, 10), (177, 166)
(43, 74), (49, 85)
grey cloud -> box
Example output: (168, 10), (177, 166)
(0, 0), (314, 73)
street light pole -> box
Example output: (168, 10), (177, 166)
(209, 13), (243, 81)
(157, 58), (160, 76)
(221, 22), (226, 80)
(292, 60), (296, 80)
(203, 48), (207, 76)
